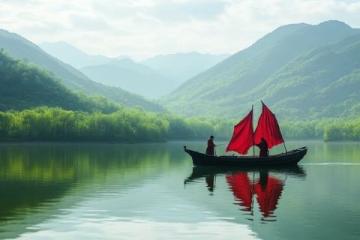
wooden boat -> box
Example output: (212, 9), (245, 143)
(184, 102), (307, 167)
(184, 146), (307, 167)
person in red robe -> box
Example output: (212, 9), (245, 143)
(206, 135), (216, 155)
(256, 138), (269, 157)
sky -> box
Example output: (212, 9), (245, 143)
(1, 0), (360, 60)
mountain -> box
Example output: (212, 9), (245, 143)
(40, 42), (227, 98)
(250, 34), (360, 118)
(80, 59), (171, 99)
(0, 29), (162, 112)
(0, 50), (117, 112)
(142, 52), (228, 87)
(40, 42), (111, 68)
(164, 20), (360, 119)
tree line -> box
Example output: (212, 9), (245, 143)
(0, 107), (359, 142)
(281, 118), (360, 141)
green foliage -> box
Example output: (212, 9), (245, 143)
(281, 118), (360, 141)
(165, 116), (231, 140)
(163, 21), (360, 119)
(0, 107), (168, 142)
(323, 118), (360, 141)
(0, 50), (119, 113)
(0, 107), (359, 142)
(0, 106), (231, 142)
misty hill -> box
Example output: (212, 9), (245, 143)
(40, 42), (111, 68)
(142, 52), (228, 87)
(0, 30), (162, 112)
(164, 20), (360, 119)
(80, 59), (172, 99)
(0, 50), (117, 112)
(41, 42), (228, 98)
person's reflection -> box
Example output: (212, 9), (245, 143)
(259, 170), (268, 188)
(205, 175), (215, 193)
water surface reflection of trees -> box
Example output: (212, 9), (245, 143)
(0, 143), (183, 239)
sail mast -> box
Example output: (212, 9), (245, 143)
(283, 142), (288, 154)
(252, 105), (255, 157)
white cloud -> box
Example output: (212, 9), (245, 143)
(0, 0), (360, 59)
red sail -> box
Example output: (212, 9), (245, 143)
(254, 102), (284, 149)
(226, 110), (254, 155)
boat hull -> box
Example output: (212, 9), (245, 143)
(184, 146), (307, 167)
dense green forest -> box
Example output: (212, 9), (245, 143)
(0, 107), (359, 142)
(0, 107), (167, 142)
(0, 107), (230, 142)
(0, 105), (234, 142)
(281, 119), (360, 141)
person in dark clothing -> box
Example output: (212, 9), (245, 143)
(206, 135), (216, 155)
(256, 138), (269, 157)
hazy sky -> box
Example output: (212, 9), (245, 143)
(1, 0), (360, 59)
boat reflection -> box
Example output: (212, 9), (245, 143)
(227, 171), (284, 222)
(184, 166), (306, 222)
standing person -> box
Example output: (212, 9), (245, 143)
(206, 135), (216, 156)
(256, 138), (269, 157)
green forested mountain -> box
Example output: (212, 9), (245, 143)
(81, 59), (172, 99)
(164, 21), (360, 119)
(0, 48), (358, 142)
(0, 29), (162, 112)
(0, 50), (117, 112)
(246, 35), (360, 118)
(142, 52), (228, 88)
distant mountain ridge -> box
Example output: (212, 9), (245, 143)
(40, 42), (111, 68)
(142, 52), (228, 87)
(80, 59), (172, 99)
(0, 29), (162, 112)
(40, 42), (228, 98)
(163, 20), (360, 119)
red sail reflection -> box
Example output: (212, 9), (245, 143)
(227, 172), (284, 219)
(255, 174), (283, 218)
(226, 173), (253, 212)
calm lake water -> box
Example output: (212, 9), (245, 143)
(0, 141), (359, 240)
